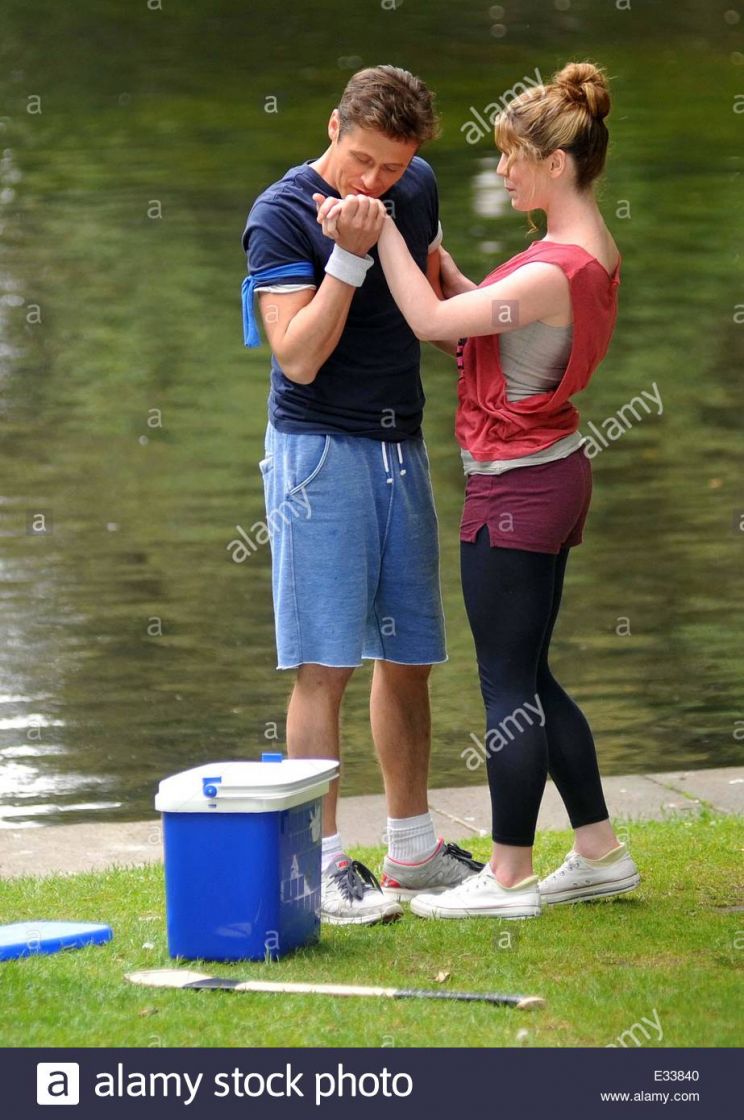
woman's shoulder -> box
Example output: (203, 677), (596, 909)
(537, 231), (620, 276)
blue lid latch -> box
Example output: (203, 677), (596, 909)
(202, 775), (222, 798)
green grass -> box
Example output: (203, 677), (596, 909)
(1, 815), (741, 1048)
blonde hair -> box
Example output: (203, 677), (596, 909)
(495, 60), (611, 196)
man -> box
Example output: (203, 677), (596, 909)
(242, 65), (482, 926)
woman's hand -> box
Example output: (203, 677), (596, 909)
(438, 247), (477, 298)
(313, 192), (387, 257)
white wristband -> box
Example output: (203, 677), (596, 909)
(324, 244), (374, 288)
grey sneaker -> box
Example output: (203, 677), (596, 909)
(539, 844), (641, 905)
(321, 856), (403, 926)
(380, 839), (484, 901)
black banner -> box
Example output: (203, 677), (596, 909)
(6, 1046), (736, 1118)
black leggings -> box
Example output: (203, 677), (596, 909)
(460, 526), (609, 846)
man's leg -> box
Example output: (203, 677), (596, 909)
(262, 427), (402, 924)
(370, 442), (483, 899)
(287, 660), (402, 925)
(373, 660), (484, 897)
(286, 662), (354, 838)
(366, 439), (443, 833)
(369, 660), (431, 819)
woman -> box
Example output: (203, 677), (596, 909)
(317, 60), (640, 920)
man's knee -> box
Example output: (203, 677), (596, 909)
(377, 661), (432, 685)
(295, 663), (355, 698)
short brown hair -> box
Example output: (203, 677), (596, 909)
(337, 65), (440, 145)
(495, 60), (611, 192)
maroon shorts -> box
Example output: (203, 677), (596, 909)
(460, 447), (592, 555)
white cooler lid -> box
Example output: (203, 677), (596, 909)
(154, 758), (339, 814)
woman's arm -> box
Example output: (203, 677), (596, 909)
(439, 247), (478, 298)
(425, 249), (459, 356)
(314, 194), (569, 344)
(433, 248), (477, 354)
(376, 215), (569, 342)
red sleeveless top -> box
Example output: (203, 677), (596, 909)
(455, 240), (621, 460)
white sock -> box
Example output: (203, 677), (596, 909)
(386, 812), (438, 862)
(321, 832), (344, 873)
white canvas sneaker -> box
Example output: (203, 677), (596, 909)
(321, 856), (403, 926)
(539, 843), (641, 905)
(410, 862), (542, 920)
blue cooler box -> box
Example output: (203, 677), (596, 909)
(154, 756), (339, 961)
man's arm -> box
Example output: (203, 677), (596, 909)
(426, 246), (444, 300)
(317, 196), (470, 358)
(257, 280), (355, 385)
(254, 195), (384, 385)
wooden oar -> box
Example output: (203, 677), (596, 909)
(126, 969), (545, 1010)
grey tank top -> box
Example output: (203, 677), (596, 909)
(461, 319), (583, 474)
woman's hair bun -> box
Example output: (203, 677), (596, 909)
(553, 61), (610, 121)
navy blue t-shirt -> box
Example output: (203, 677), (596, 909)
(242, 156), (439, 441)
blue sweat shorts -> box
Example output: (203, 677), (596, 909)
(259, 422), (447, 670)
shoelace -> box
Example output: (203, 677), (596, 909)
(462, 867), (493, 892)
(553, 853), (583, 878)
(458, 865), (539, 895)
(442, 841), (485, 872)
(328, 859), (382, 902)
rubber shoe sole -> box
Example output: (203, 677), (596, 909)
(381, 883), (452, 902)
(542, 871), (641, 906)
(321, 901), (403, 926)
(410, 897), (542, 920)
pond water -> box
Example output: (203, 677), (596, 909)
(0, 0), (742, 827)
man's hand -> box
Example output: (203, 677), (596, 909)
(313, 192), (386, 258)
